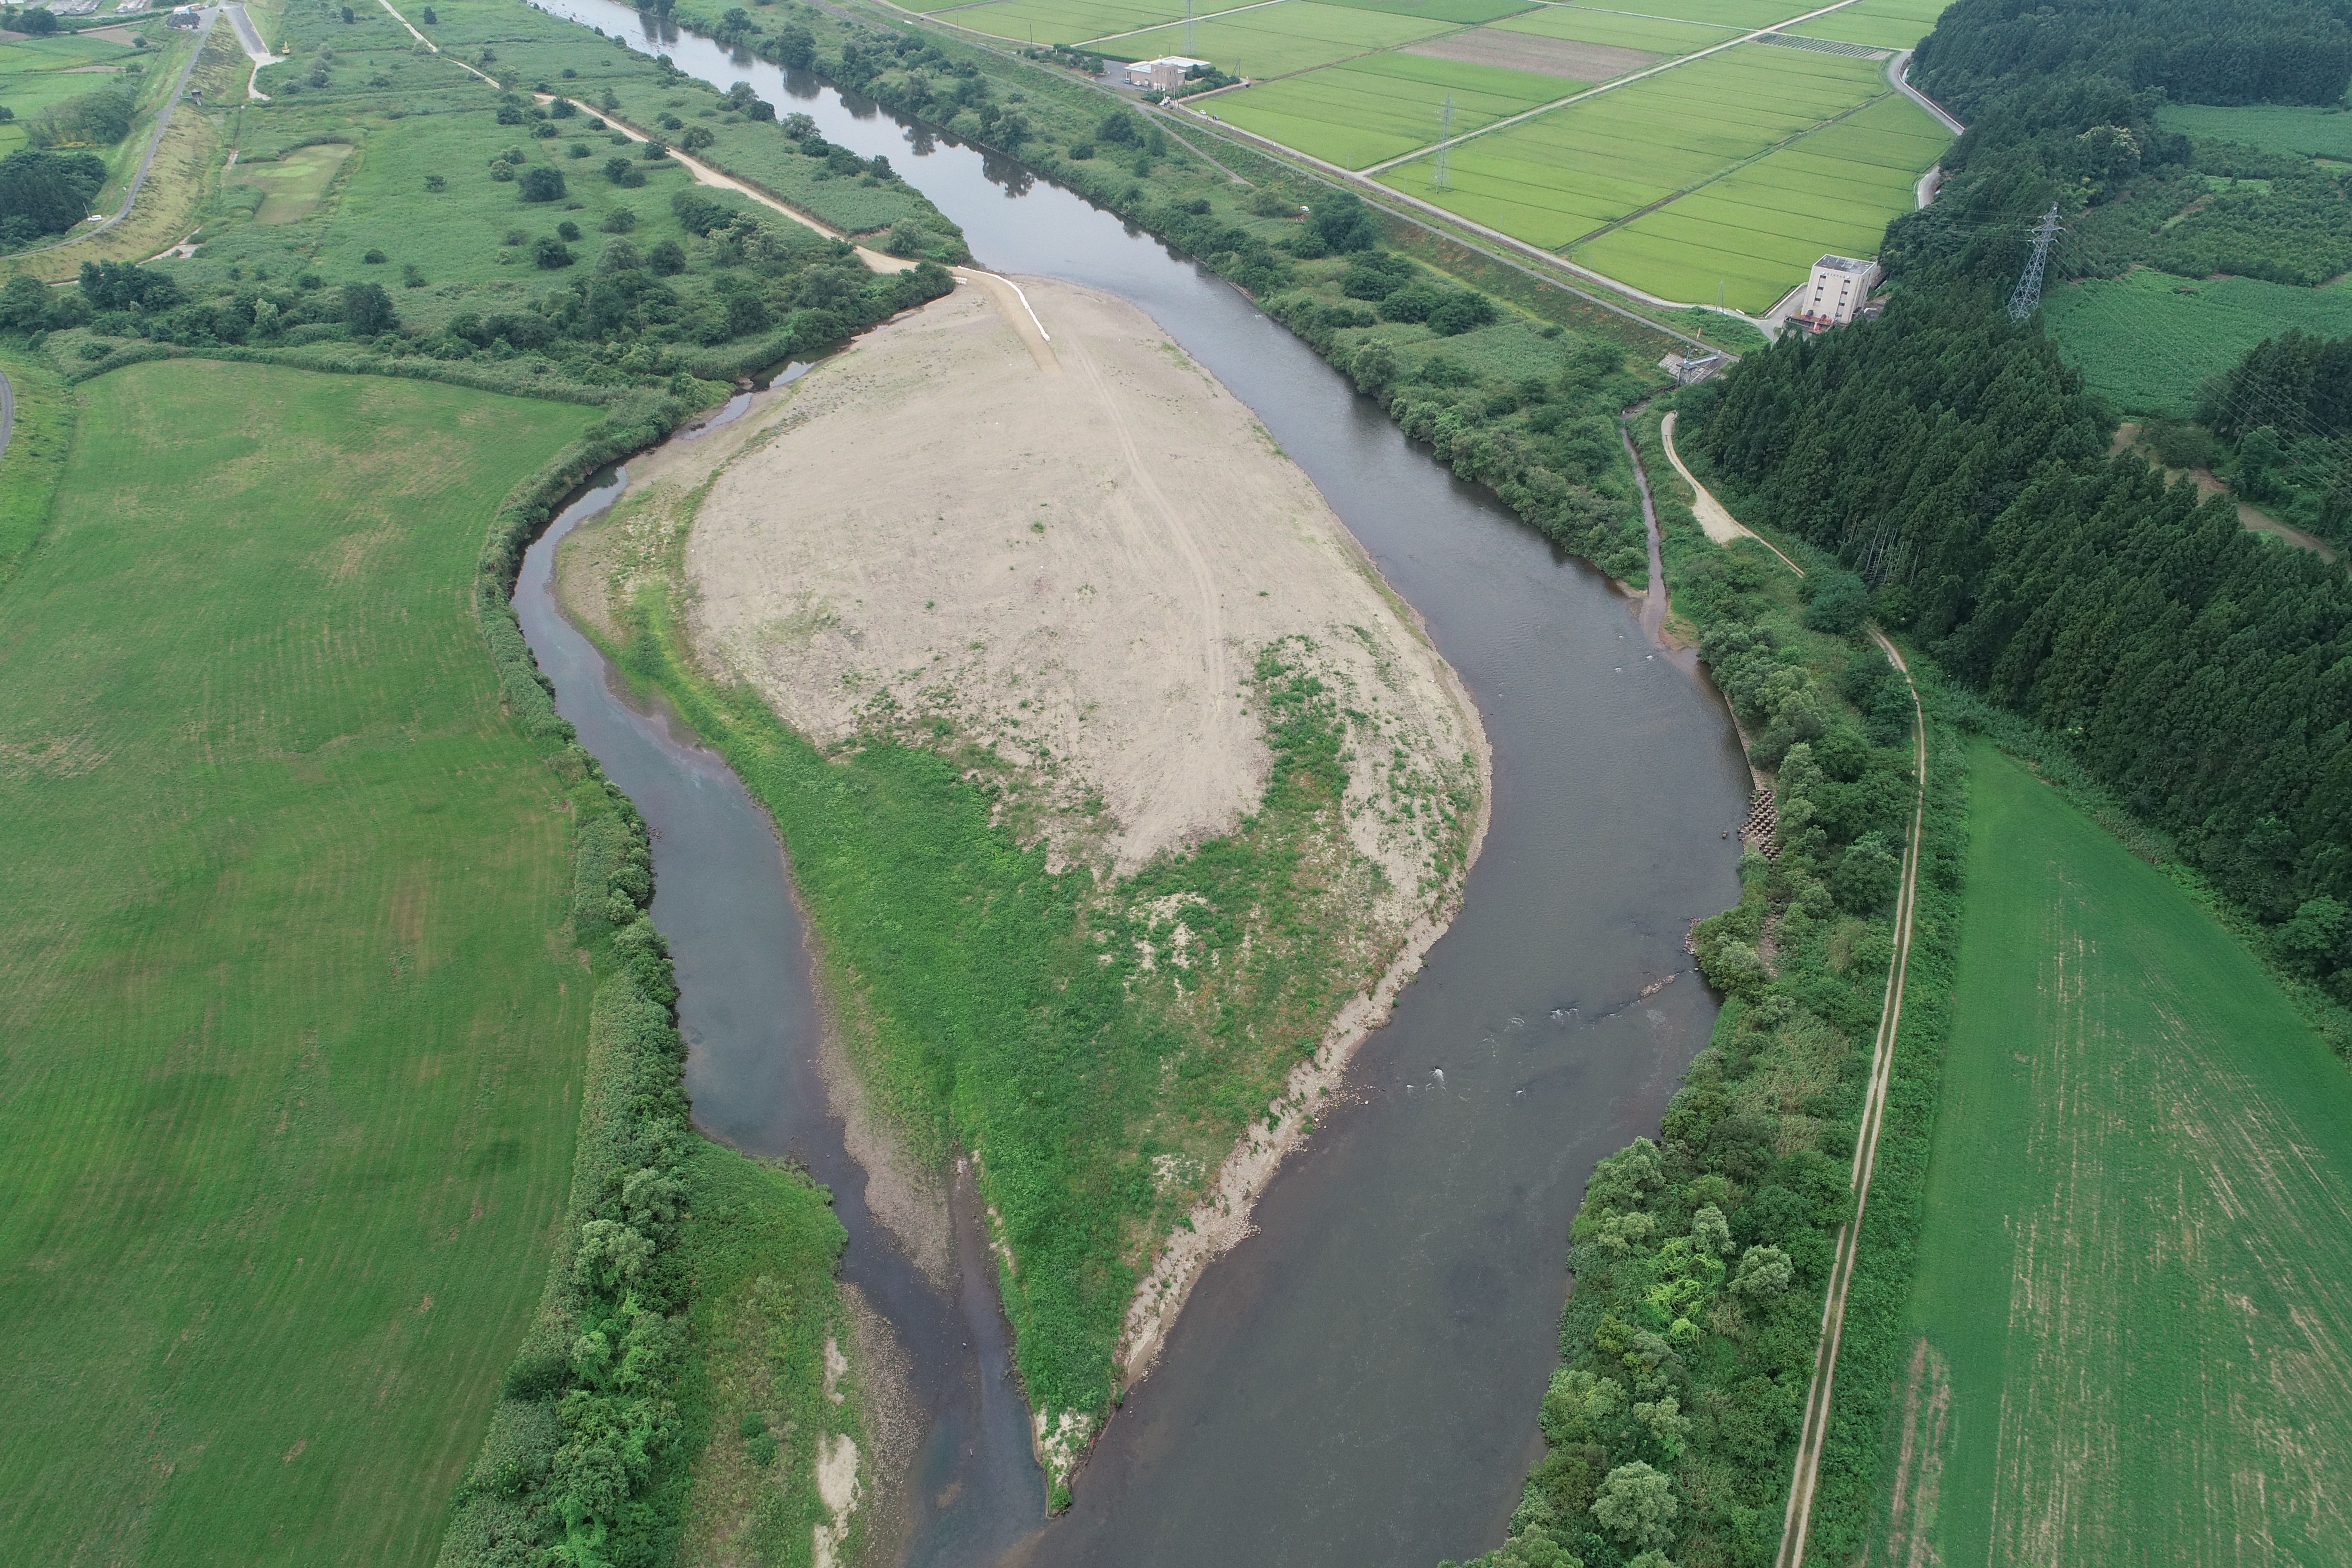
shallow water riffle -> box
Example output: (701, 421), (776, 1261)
(514, 3), (1752, 1562)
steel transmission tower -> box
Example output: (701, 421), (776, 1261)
(2008, 202), (2062, 321)
(1182, 0), (1193, 56)
(1433, 93), (1454, 190)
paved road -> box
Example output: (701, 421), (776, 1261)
(12, 5), (219, 257)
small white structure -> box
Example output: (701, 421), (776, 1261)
(1794, 254), (1882, 331)
(1123, 55), (1210, 91)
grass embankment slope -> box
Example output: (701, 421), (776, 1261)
(560, 275), (1487, 1492)
(1880, 743), (2352, 1566)
(0, 361), (596, 1564)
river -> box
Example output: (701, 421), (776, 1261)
(511, 6), (1753, 1562)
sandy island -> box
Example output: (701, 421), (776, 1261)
(560, 273), (1491, 1488)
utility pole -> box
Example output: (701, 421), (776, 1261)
(2008, 202), (2062, 321)
(1433, 92), (1453, 191)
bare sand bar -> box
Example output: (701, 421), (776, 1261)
(584, 273), (1491, 1471)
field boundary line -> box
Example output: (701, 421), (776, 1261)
(1776, 623), (1928, 1568)
(1357, 0), (1866, 174)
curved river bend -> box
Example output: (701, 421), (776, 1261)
(514, 7), (1753, 1562)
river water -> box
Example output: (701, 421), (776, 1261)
(512, 6), (1752, 1561)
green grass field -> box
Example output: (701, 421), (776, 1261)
(2156, 101), (2352, 159)
(1880, 744), (2352, 1565)
(0, 30), (147, 156)
(0, 361), (599, 1565)
(949, 0), (1186, 44)
(1790, 0), (1947, 48)
(2044, 266), (2352, 413)
(1492, 4), (1737, 53)
(1216, 48), (1573, 166)
(1109, 0), (1460, 76)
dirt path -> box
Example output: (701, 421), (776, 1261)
(1661, 410), (1807, 571)
(1776, 627), (1926, 1568)
(1627, 420), (1929, 1567)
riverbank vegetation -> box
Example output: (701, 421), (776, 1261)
(1441, 398), (1954, 1568)
(0, 361), (599, 1565)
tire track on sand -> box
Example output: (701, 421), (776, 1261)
(1060, 326), (1231, 750)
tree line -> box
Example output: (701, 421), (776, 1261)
(1689, 294), (2352, 1003)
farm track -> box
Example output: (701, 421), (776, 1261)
(1633, 427), (1928, 1567)
(1776, 625), (1926, 1568)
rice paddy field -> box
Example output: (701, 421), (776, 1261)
(1877, 744), (2352, 1566)
(2044, 266), (2352, 413)
(1214, 49), (1577, 167)
(0, 361), (599, 1565)
(964, 0), (1954, 309)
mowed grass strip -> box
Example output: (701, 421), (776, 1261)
(1580, 90), (1945, 306)
(0, 361), (599, 1566)
(1217, 49), (1575, 166)
(2044, 267), (2352, 413)
(1883, 744), (2352, 1566)
(1105, 0), (1459, 77)
(1378, 42), (1886, 243)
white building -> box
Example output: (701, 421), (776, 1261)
(1122, 55), (1210, 91)
(1796, 254), (1882, 329)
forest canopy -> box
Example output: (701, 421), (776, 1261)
(0, 147), (105, 247)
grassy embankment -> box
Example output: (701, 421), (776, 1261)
(0, 361), (597, 1564)
(1877, 743), (2352, 1565)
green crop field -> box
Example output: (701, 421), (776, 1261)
(1791, 0), (1948, 48)
(1318, 0), (1540, 24)
(0, 361), (599, 1565)
(1109, 0), (1459, 76)
(1492, 4), (1736, 55)
(1580, 89), (1945, 307)
(2156, 101), (2352, 159)
(1216, 49), (1573, 166)
(1880, 744), (2352, 1566)
(951, 0), (1184, 44)
(2044, 267), (2352, 413)
(1378, 43), (1891, 237)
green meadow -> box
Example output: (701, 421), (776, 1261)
(2043, 266), (2352, 413)
(0, 360), (598, 1565)
(1881, 744), (2352, 1564)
